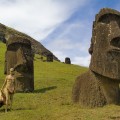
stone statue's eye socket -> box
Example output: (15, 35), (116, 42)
(98, 15), (110, 24)
(7, 45), (17, 51)
(110, 37), (120, 48)
(98, 14), (120, 25)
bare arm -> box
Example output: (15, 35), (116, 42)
(14, 77), (16, 93)
(1, 76), (7, 90)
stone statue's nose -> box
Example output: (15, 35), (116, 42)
(16, 47), (27, 65)
(110, 37), (120, 49)
(109, 21), (120, 49)
(22, 53), (27, 64)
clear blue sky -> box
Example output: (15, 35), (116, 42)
(0, 0), (120, 66)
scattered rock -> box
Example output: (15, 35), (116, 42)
(47, 53), (53, 62)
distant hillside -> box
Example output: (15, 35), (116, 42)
(0, 23), (59, 61)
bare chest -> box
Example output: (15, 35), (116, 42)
(7, 76), (15, 83)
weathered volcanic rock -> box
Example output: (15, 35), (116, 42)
(72, 8), (120, 107)
(65, 57), (71, 64)
(47, 53), (53, 62)
(5, 35), (34, 92)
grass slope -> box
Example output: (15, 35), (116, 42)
(0, 42), (120, 120)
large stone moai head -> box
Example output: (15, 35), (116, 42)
(5, 35), (34, 92)
(89, 8), (120, 79)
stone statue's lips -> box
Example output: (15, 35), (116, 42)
(15, 73), (24, 77)
(108, 47), (120, 52)
(111, 49), (120, 52)
(14, 64), (28, 72)
(15, 72), (32, 78)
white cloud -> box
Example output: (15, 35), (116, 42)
(45, 20), (92, 66)
(72, 55), (91, 67)
(52, 51), (67, 62)
(54, 22), (90, 40)
(52, 50), (91, 67)
(46, 20), (91, 50)
(48, 39), (80, 50)
(0, 0), (92, 66)
(0, 0), (89, 40)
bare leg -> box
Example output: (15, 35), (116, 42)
(5, 90), (9, 112)
(10, 94), (13, 111)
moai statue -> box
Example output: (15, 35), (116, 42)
(5, 35), (34, 92)
(72, 8), (120, 107)
(65, 57), (71, 64)
(47, 53), (53, 62)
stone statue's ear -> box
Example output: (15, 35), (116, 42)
(88, 21), (96, 55)
(88, 38), (93, 55)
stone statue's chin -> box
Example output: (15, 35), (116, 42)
(90, 50), (120, 80)
(15, 64), (29, 73)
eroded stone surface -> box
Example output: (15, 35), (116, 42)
(65, 57), (71, 64)
(47, 53), (53, 62)
(5, 35), (34, 92)
(72, 8), (120, 107)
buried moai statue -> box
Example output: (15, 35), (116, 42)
(47, 53), (53, 62)
(65, 57), (71, 64)
(72, 8), (120, 107)
(4, 35), (34, 92)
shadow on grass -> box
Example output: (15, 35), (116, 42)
(0, 109), (5, 112)
(14, 108), (33, 111)
(109, 116), (120, 119)
(34, 86), (57, 93)
(0, 107), (34, 113)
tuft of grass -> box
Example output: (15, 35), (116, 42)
(0, 42), (120, 120)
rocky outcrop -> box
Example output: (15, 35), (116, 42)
(0, 23), (59, 61)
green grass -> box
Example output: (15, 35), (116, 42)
(0, 42), (120, 120)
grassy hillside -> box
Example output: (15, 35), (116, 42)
(0, 42), (120, 120)
(0, 23), (59, 61)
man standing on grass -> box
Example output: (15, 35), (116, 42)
(1, 68), (16, 112)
